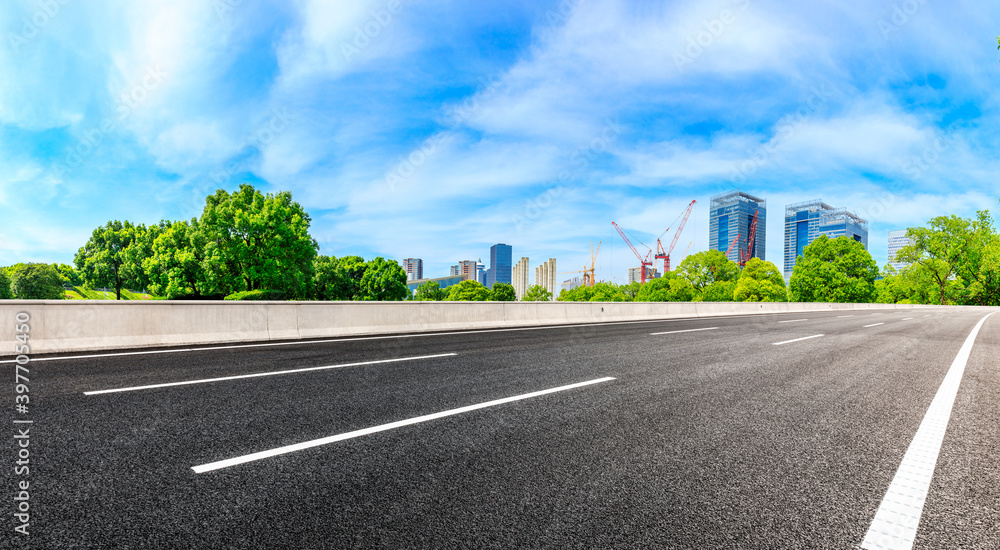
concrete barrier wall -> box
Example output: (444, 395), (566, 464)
(0, 300), (944, 356)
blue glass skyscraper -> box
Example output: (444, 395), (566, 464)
(485, 243), (512, 288)
(784, 200), (868, 278)
(709, 190), (767, 263)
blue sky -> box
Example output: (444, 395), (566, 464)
(1, 0), (998, 283)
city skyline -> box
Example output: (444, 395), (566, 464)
(1, 2), (997, 285)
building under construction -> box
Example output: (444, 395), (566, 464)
(709, 190), (767, 264)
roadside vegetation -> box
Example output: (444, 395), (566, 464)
(2, 191), (997, 305)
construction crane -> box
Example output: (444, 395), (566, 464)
(612, 222), (653, 283)
(654, 199), (696, 273)
(724, 209), (759, 267)
(682, 241), (693, 260)
(585, 240), (600, 286)
(557, 241), (602, 287)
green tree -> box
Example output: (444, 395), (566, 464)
(490, 282), (516, 301)
(0, 269), (12, 299)
(788, 235), (878, 303)
(621, 281), (642, 301)
(143, 220), (213, 299)
(447, 279), (492, 301)
(895, 212), (999, 305)
(414, 280), (447, 301)
(75, 220), (146, 300)
(634, 273), (696, 302)
(733, 258), (787, 302)
(357, 257), (408, 301)
(54, 263), (83, 287)
(198, 184), (318, 299)
(588, 281), (628, 302)
(313, 255), (361, 300)
(557, 284), (596, 301)
(521, 284), (553, 301)
(676, 250), (740, 292)
(698, 280), (737, 302)
(9, 263), (64, 299)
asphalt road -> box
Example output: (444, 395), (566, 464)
(7, 307), (1000, 549)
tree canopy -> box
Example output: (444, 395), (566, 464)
(490, 282), (516, 301)
(357, 257), (408, 301)
(880, 208), (1000, 306)
(446, 279), (492, 301)
(199, 184), (318, 299)
(788, 235), (878, 303)
(9, 263), (64, 300)
(0, 269), (13, 299)
(414, 280), (447, 301)
(144, 220), (214, 299)
(676, 250), (740, 291)
(74, 220), (147, 300)
(522, 284), (554, 301)
(733, 258), (787, 302)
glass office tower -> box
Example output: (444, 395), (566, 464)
(709, 190), (767, 263)
(784, 200), (868, 278)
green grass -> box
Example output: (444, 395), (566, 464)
(64, 287), (159, 300)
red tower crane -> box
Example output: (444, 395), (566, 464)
(612, 222), (653, 283)
(724, 209), (759, 267)
(655, 200), (696, 273)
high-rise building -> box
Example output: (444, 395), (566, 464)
(401, 258), (423, 281)
(452, 260), (478, 281)
(476, 259), (486, 285)
(709, 190), (767, 263)
(533, 258), (557, 300)
(512, 257), (530, 299)
(562, 276), (583, 291)
(784, 200), (868, 278)
(628, 266), (660, 284)
(485, 243), (513, 289)
(887, 230), (912, 271)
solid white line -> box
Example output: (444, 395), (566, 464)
(865, 323), (885, 328)
(83, 353), (457, 395)
(649, 327), (719, 335)
(779, 319), (808, 323)
(861, 312), (996, 550)
(192, 376), (617, 473)
(772, 334), (824, 346)
(0, 311), (879, 363)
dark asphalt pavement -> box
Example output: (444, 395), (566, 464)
(6, 307), (1000, 549)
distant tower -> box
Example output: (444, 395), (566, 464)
(485, 244), (513, 288)
(887, 230), (912, 271)
(784, 200), (868, 278)
(512, 257), (530, 299)
(709, 190), (767, 263)
(533, 258), (557, 300)
(402, 258), (423, 281)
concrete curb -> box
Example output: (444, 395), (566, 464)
(0, 300), (949, 356)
